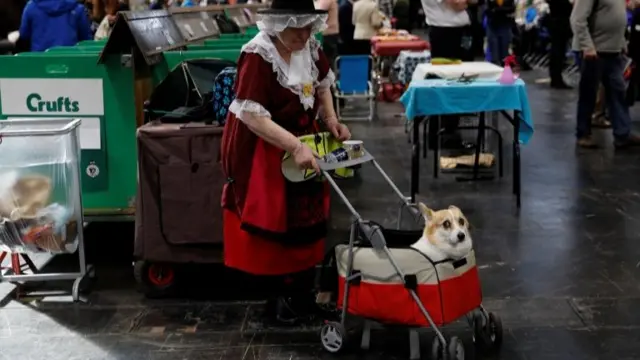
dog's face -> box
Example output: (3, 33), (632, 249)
(418, 203), (472, 260)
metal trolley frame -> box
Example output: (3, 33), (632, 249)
(317, 151), (502, 360)
(0, 118), (95, 302)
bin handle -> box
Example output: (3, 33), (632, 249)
(45, 64), (69, 74)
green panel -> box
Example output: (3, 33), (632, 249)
(219, 33), (252, 40)
(46, 49), (102, 54)
(46, 46), (78, 52)
(77, 40), (107, 46)
(203, 39), (247, 46)
(188, 44), (241, 51)
(16, 53), (58, 56)
(0, 53), (138, 217)
(162, 49), (241, 69)
(76, 46), (105, 51)
(46, 45), (103, 53)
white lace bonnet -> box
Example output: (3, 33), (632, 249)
(255, 0), (329, 36)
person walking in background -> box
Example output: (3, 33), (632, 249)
(485, 0), (515, 65)
(149, 0), (166, 9)
(548, 0), (572, 89)
(94, 1), (129, 39)
(571, 0), (640, 148)
(316, 0), (339, 69)
(379, 0), (394, 18)
(338, 0), (356, 54)
(19, 0), (93, 51)
(421, 0), (475, 149)
(316, 0), (340, 110)
(393, 0), (412, 31)
(353, 0), (384, 54)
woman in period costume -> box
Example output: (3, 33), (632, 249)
(221, 0), (351, 323)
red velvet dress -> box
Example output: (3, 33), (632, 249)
(221, 43), (333, 276)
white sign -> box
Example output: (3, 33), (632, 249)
(0, 78), (104, 116)
(78, 117), (101, 150)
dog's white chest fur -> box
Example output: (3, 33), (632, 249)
(411, 236), (448, 262)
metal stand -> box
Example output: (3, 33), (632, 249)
(0, 119), (95, 302)
(409, 111), (522, 207)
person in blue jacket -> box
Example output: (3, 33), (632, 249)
(19, 0), (93, 52)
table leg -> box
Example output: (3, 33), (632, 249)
(456, 113), (494, 182)
(498, 110), (522, 207)
(433, 116), (440, 179)
(411, 117), (421, 202)
(513, 112), (522, 208)
(422, 118), (428, 159)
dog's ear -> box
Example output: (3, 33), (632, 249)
(418, 202), (434, 222)
(448, 205), (461, 213)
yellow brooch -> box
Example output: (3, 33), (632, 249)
(302, 83), (313, 97)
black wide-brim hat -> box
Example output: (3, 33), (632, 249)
(257, 0), (328, 15)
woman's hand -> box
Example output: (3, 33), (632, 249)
(292, 143), (320, 173)
(326, 119), (352, 141)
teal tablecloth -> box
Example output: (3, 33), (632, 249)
(400, 78), (534, 144)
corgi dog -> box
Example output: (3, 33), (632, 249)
(411, 203), (473, 262)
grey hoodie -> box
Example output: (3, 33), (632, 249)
(570, 0), (627, 53)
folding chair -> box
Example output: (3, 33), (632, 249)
(334, 55), (376, 122)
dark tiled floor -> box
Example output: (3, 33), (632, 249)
(2, 70), (640, 359)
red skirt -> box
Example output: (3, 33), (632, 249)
(223, 209), (326, 276)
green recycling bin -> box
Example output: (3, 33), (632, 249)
(0, 53), (138, 220)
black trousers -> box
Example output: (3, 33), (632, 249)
(549, 20), (571, 84)
(323, 34), (340, 111)
(427, 26), (473, 143)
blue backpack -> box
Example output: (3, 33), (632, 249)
(212, 67), (237, 125)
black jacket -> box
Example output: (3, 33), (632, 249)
(338, 0), (355, 45)
(486, 0), (516, 27)
(548, 0), (572, 19)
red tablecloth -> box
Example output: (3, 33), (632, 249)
(372, 40), (430, 57)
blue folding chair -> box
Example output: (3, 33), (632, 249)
(334, 55), (376, 122)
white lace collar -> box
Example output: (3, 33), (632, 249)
(241, 32), (322, 110)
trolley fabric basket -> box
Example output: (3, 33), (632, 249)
(135, 121), (225, 263)
(336, 242), (482, 327)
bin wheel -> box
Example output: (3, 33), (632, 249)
(320, 321), (346, 353)
(448, 336), (465, 360)
(133, 260), (177, 298)
(474, 311), (503, 352)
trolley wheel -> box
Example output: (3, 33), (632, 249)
(448, 336), (465, 360)
(72, 265), (96, 302)
(320, 321), (346, 354)
(474, 312), (503, 352)
(133, 260), (177, 298)
(431, 336), (445, 360)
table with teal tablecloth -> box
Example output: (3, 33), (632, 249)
(399, 78), (534, 207)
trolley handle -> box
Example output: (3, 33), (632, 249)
(319, 149), (416, 251)
(318, 150), (413, 218)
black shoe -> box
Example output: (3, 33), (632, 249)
(550, 81), (572, 90)
(614, 133), (640, 149)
